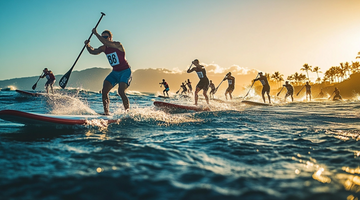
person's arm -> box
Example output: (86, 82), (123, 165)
(187, 66), (196, 73)
(92, 28), (124, 52)
(85, 40), (105, 55)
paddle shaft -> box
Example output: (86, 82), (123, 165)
(244, 74), (259, 99)
(277, 86), (284, 96)
(214, 74), (229, 94)
(59, 12), (106, 89)
(328, 91), (335, 99)
(32, 72), (43, 90)
(296, 86), (305, 96)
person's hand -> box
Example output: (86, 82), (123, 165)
(84, 40), (90, 46)
(92, 28), (98, 34)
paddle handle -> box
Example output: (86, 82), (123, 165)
(59, 12), (106, 89)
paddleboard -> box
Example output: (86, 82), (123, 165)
(153, 101), (210, 111)
(241, 100), (271, 106)
(0, 110), (118, 126)
(157, 95), (170, 98)
(16, 90), (42, 97)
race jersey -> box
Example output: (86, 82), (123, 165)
(226, 76), (235, 87)
(195, 67), (207, 80)
(45, 71), (55, 80)
(104, 46), (130, 71)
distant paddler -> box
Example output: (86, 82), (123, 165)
(40, 68), (56, 94)
(186, 79), (193, 94)
(331, 87), (342, 101)
(297, 81), (311, 101)
(85, 29), (132, 115)
(208, 80), (216, 99)
(253, 72), (271, 103)
(187, 59), (209, 105)
(180, 82), (187, 95)
(159, 79), (170, 97)
(223, 72), (235, 100)
(283, 81), (294, 102)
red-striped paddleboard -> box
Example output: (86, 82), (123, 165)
(0, 110), (118, 126)
(154, 101), (210, 112)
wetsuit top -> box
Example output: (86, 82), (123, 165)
(195, 66), (207, 80)
(162, 82), (169, 89)
(284, 84), (294, 93)
(225, 76), (235, 87)
(305, 85), (311, 92)
(45, 71), (55, 80)
(104, 46), (130, 71)
(255, 76), (269, 86)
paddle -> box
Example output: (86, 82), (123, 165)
(277, 86), (284, 96)
(328, 91), (335, 100)
(296, 85), (305, 96)
(32, 73), (43, 90)
(243, 74), (259, 99)
(213, 73), (230, 95)
(176, 87), (181, 94)
(59, 12), (106, 89)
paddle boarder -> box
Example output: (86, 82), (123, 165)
(40, 68), (56, 94)
(317, 88), (325, 98)
(180, 82), (188, 95)
(209, 80), (216, 99)
(284, 81), (294, 102)
(223, 72), (235, 100)
(85, 29), (132, 114)
(186, 79), (193, 95)
(187, 59), (209, 105)
(253, 72), (271, 103)
(305, 81), (311, 101)
(159, 79), (170, 97)
(332, 87), (342, 101)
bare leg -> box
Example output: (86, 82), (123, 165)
(267, 92), (271, 103)
(194, 87), (200, 105)
(118, 82), (129, 110)
(229, 92), (232, 100)
(203, 89), (209, 104)
(102, 80), (114, 115)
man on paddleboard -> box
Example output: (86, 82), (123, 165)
(85, 29), (132, 114)
(223, 72), (235, 100)
(159, 79), (170, 97)
(180, 82), (188, 95)
(40, 68), (56, 94)
(187, 59), (209, 105)
(253, 72), (271, 103)
(333, 87), (342, 101)
(186, 79), (193, 95)
(284, 81), (294, 102)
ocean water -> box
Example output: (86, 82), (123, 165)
(0, 89), (359, 200)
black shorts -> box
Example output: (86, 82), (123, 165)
(196, 78), (209, 91)
(262, 85), (270, 93)
(226, 85), (234, 93)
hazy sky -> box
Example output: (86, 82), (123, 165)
(1, 0), (360, 81)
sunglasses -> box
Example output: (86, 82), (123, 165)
(102, 35), (109, 39)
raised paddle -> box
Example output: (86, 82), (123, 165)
(277, 86), (284, 96)
(59, 12), (106, 89)
(32, 73), (43, 90)
(296, 85), (305, 96)
(213, 73), (230, 94)
(243, 74), (259, 99)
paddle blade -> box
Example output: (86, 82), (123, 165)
(32, 83), (37, 90)
(59, 70), (72, 89)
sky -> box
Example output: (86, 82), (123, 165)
(1, 0), (360, 81)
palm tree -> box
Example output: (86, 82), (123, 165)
(301, 63), (312, 80)
(312, 66), (322, 83)
(351, 61), (360, 73)
(271, 71), (284, 88)
(356, 51), (360, 59)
